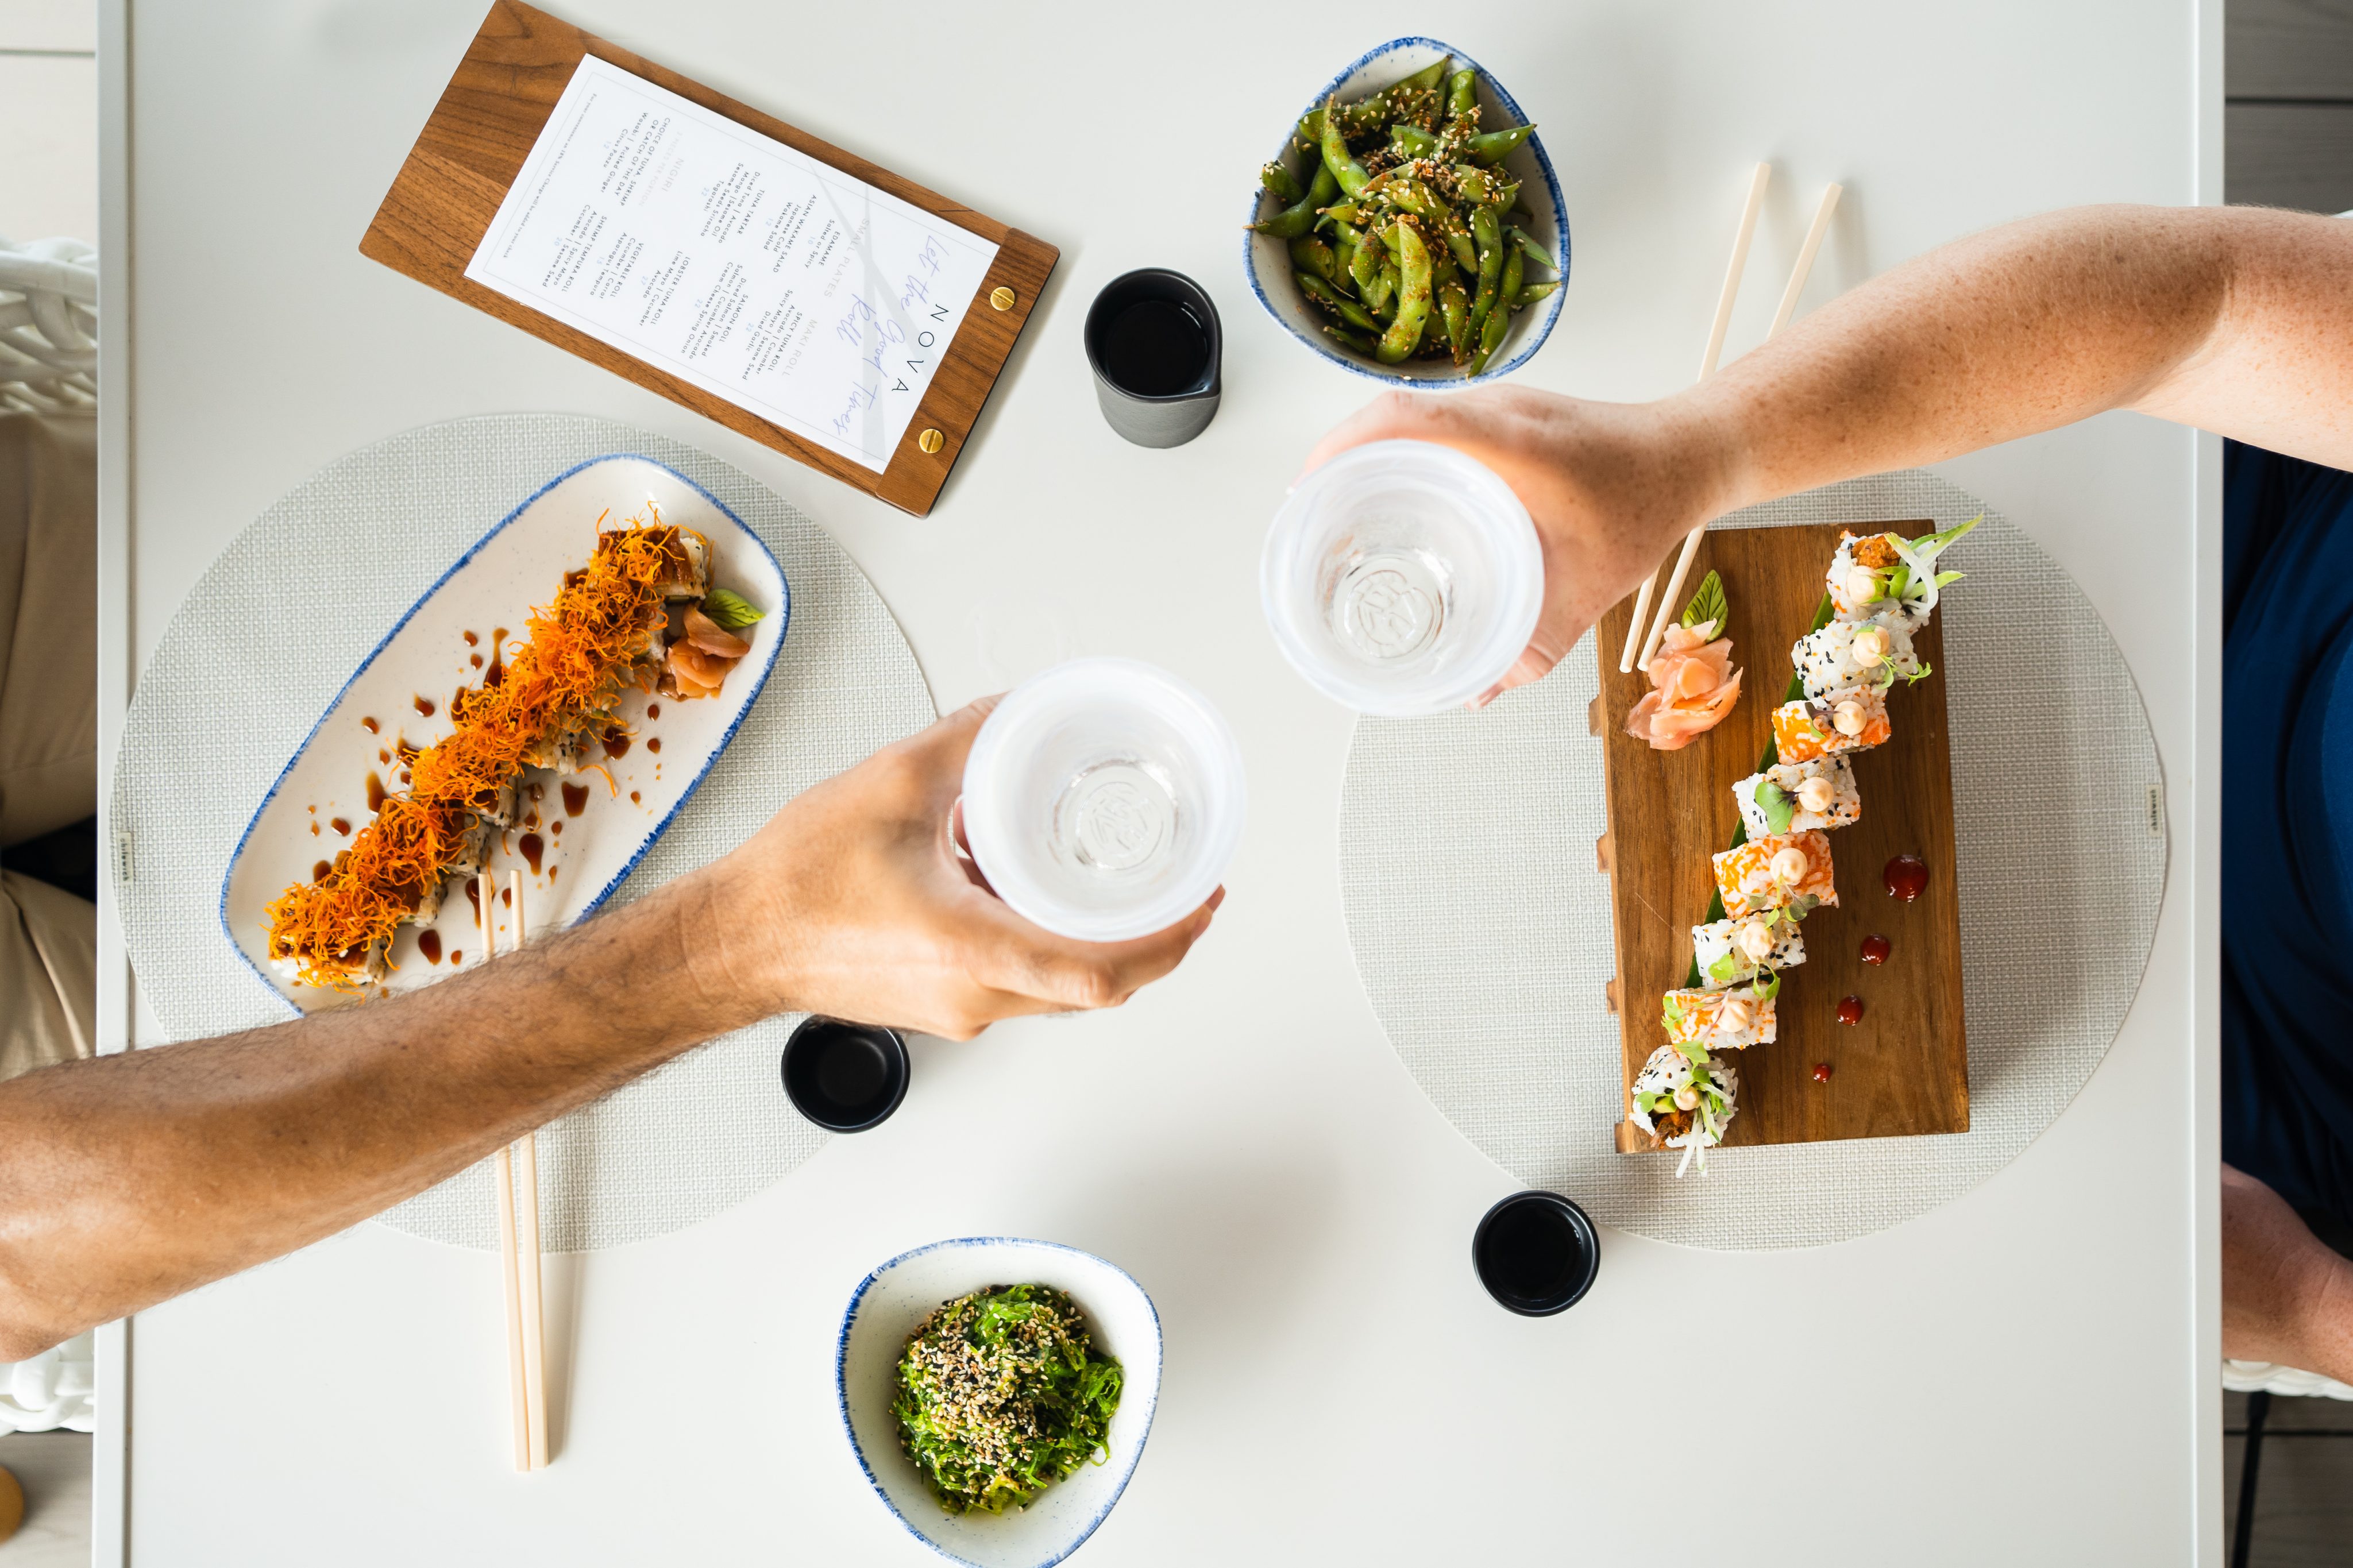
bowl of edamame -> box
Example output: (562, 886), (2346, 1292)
(1242, 37), (1569, 388)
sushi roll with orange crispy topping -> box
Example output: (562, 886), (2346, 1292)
(1662, 984), (1778, 1050)
(1772, 685), (1891, 764)
(1711, 830), (1838, 919)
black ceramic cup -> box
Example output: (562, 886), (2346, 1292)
(1083, 269), (1222, 449)
(1472, 1191), (1600, 1316)
(781, 1017), (911, 1133)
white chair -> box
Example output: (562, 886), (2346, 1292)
(0, 1332), (94, 1434)
(0, 237), (97, 414)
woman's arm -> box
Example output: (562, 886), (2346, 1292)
(1306, 204), (2353, 698)
(0, 700), (1220, 1358)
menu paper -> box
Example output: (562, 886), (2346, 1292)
(465, 56), (1001, 474)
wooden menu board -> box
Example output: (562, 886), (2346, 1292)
(359, 0), (1057, 517)
(1593, 522), (1970, 1151)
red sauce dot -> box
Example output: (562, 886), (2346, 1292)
(312, 860), (332, 882)
(518, 835), (543, 875)
(361, 717), (379, 734)
(646, 703), (660, 720)
(630, 790), (641, 805)
(646, 736), (661, 754)
(449, 948), (462, 966)
(418, 930), (442, 964)
(1861, 934), (1892, 965)
(413, 694), (436, 717)
(1835, 995), (1865, 1026)
(1884, 855), (1929, 903)
(463, 631), (479, 646)
(329, 817), (352, 837)
(1812, 1062), (1834, 1083)
(561, 781), (591, 817)
(470, 653), (484, 669)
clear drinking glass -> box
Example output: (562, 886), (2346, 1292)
(1260, 439), (1545, 716)
(961, 658), (1246, 943)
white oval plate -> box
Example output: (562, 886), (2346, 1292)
(837, 1238), (1163, 1568)
(219, 453), (788, 1014)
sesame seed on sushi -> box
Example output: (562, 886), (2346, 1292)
(1693, 912), (1807, 988)
(1792, 614), (1924, 697)
(1712, 829), (1839, 919)
(1627, 1041), (1739, 1176)
(1825, 517), (1978, 629)
(1772, 685), (1891, 764)
(1733, 755), (1861, 837)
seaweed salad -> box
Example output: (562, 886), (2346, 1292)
(893, 1284), (1123, 1515)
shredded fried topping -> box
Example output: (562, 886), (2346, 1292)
(264, 516), (707, 990)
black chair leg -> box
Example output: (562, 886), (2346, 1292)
(2233, 1388), (2270, 1568)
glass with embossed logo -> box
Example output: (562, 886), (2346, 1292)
(1261, 439), (1544, 716)
(961, 658), (1246, 944)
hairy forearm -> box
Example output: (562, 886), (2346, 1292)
(0, 859), (777, 1355)
(1675, 205), (2353, 518)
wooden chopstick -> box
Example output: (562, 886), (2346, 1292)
(510, 868), (549, 1470)
(1635, 180), (1845, 671)
(482, 885), (530, 1472)
(1617, 163), (1772, 675)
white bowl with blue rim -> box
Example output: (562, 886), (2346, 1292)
(1241, 36), (1569, 388)
(837, 1238), (1163, 1568)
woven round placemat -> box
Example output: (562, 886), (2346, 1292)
(111, 414), (936, 1252)
(1338, 471), (2168, 1249)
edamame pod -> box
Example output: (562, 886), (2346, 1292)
(1446, 68), (1478, 119)
(1289, 234), (1341, 286)
(1513, 280), (1559, 310)
(1390, 123), (1439, 159)
(1507, 226), (1556, 271)
(1438, 277), (1472, 366)
(1465, 123), (1534, 166)
(1252, 163), (1339, 238)
(1297, 271), (1382, 334)
(1260, 161), (1303, 204)
(1376, 220), (1433, 364)
(1323, 324), (1379, 356)
(1321, 99), (1374, 199)
(1468, 204), (1503, 338)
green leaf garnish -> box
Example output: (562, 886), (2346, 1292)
(701, 588), (766, 631)
(1754, 973), (1782, 1002)
(1907, 660), (1934, 685)
(1661, 993), (1687, 1032)
(1912, 515), (1981, 554)
(1706, 952), (1741, 983)
(1679, 569), (1729, 636)
(1754, 779), (1796, 835)
(1636, 1091), (1658, 1114)
(1934, 570), (1965, 588)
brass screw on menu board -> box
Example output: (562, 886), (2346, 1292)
(990, 287), (1016, 311)
(917, 428), (944, 454)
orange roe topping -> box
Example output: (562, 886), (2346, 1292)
(264, 517), (706, 990)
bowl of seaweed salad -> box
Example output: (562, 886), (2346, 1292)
(838, 1239), (1163, 1568)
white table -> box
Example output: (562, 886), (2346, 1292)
(94, 1), (2225, 1561)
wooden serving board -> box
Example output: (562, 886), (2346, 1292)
(358, 0), (1056, 517)
(1594, 522), (1969, 1151)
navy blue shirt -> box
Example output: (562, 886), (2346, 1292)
(2223, 441), (2353, 1224)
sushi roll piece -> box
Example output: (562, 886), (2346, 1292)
(1733, 755), (1862, 837)
(1712, 829), (1839, 918)
(521, 724), (593, 775)
(1662, 984), (1778, 1049)
(1627, 1041), (1740, 1176)
(1693, 913), (1807, 988)
(1826, 518), (1978, 628)
(1772, 685), (1892, 764)
(1791, 614), (1923, 696)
